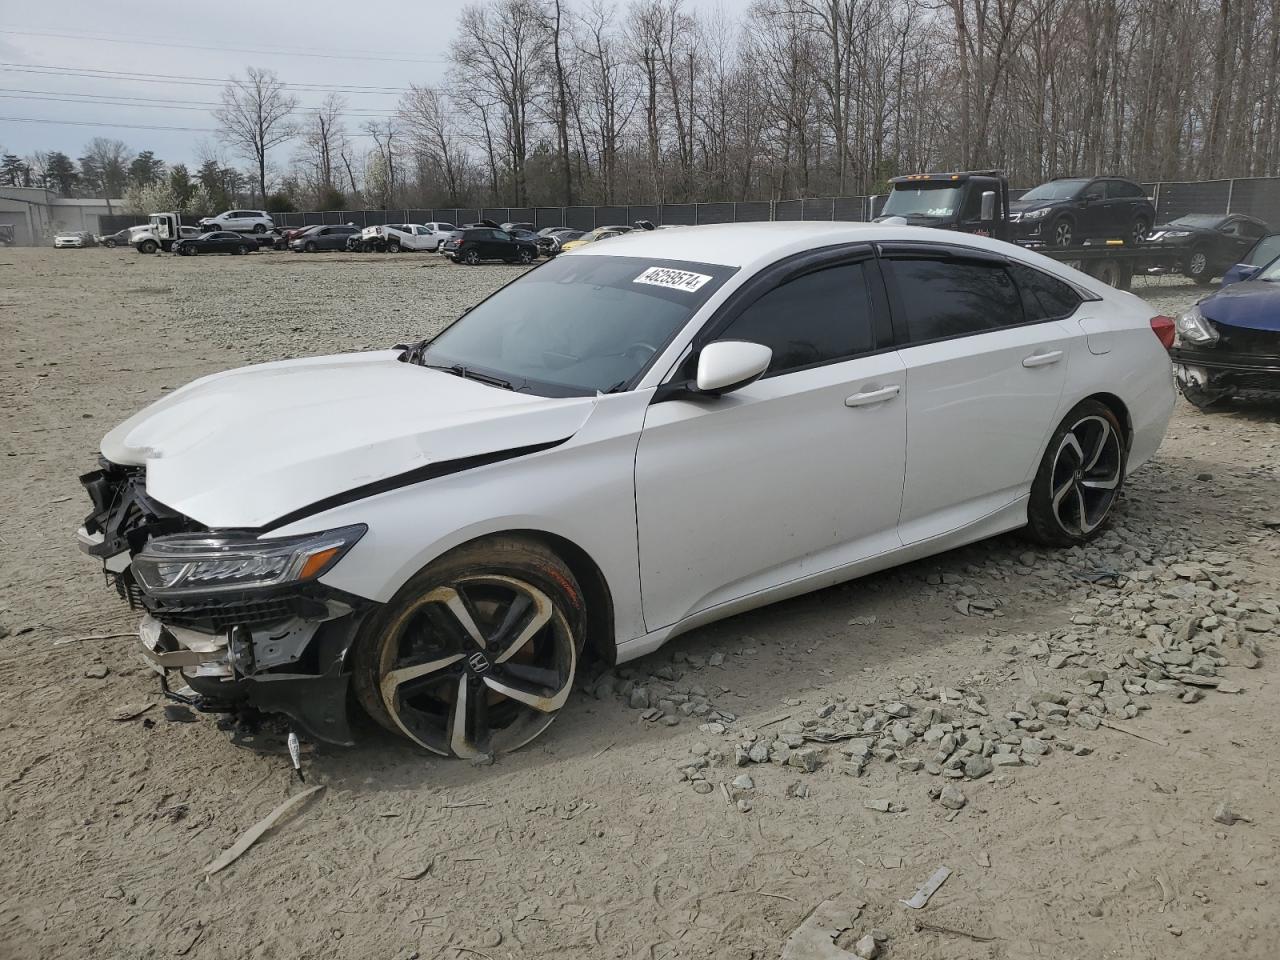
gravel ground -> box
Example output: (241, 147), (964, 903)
(1, 246), (1279, 959)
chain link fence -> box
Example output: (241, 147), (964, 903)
(95, 176), (1280, 240)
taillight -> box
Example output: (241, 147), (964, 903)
(1149, 315), (1175, 350)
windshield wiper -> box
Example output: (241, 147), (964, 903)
(424, 363), (514, 391)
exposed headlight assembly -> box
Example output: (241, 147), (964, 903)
(1175, 305), (1219, 346)
(133, 525), (366, 597)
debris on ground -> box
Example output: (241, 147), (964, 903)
(203, 785), (325, 874)
(900, 865), (952, 909)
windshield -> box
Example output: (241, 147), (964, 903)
(1020, 180), (1087, 201)
(881, 185), (962, 218)
(1245, 235), (1280, 266)
(417, 255), (737, 396)
(1168, 215), (1224, 229)
(1258, 255), (1280, 282)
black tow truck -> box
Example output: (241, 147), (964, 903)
(875, 170), (1185, 290)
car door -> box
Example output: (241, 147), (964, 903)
(491, 229), (515, 259)
(633, 248), (908, 631)
(879, 245), (1073, 544)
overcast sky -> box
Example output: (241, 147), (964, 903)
(0, 0), (724, 177)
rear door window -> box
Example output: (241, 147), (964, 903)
(885, 257), (1024, 343)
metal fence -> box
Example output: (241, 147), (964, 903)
(94, 175), (1280, 238)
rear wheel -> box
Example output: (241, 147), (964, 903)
(253, 224), (266, 233)
(352, 537), (585, 758)
(1026, 400), (1126, 546)
(1128, 215), (1150, 245)
(464, 248), (480, 265)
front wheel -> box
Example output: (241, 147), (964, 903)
(1128, 216), (1150, 246)
(1026, 400), (1126, 547)
(387, 239), (401, 253)
(517, 247), (534, 264)
(305, 241), (317, 253)
(138, 240), (158, 254)
(351, 537), (585, 758)
(103, 239), (116, 248)
(1186, 248), (1214, 286)
(1051, 217), (1074, 248)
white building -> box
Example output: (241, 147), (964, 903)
(0, 187), (129, 245)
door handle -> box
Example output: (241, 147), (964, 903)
(1022, 350), (1063, 368)
(845, 384), (901, 407)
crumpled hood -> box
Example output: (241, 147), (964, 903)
(101, 350), (597, 528)
(1199, 280), (1280, 333)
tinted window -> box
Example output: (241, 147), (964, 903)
(715, 262), (875, 375)
(493, 230), (512, 242)
(1245, 234), (1280, 265)
(889, 258), (1023, 342)
(1240, 220), (1267, 239)
(438, 223), (455, 231)
(1007, 263), (1082, 321)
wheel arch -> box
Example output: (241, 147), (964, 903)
(1085, 391), (1134, 453)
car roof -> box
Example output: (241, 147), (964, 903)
(563, 221), (1113, 281)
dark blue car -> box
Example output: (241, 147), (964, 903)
(1170, 255), (1280, 408)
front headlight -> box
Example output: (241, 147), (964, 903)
(1175, 305), (1219, 346)
(1163, 230), (1192, 239)
(1023, 207), (1051, 220)
(133, 525), (366, 597)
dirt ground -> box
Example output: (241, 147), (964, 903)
(1, 245), (1278, 960)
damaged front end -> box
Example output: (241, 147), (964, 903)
(77, 459), (371, 745)
(1170, 305), (1280, 408)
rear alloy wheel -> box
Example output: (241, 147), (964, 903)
(1129, 216), (1150, 245)
(353, 538), (585, 758)
(1026, 400), (1126, 546)
(464, 248), (480, 265)
(1052, 218), (1074, 247)
(236, 245), (249, 255)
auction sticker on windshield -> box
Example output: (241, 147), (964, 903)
(634, 266), (713, 292)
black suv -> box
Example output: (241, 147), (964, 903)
(1010, 176), (1155, 247)
(442, 227), (538, 265)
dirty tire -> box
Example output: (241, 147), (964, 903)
(1026, 399), (1127, 547)
(139, 240), (158, 254)
(352, 536), (586, 758)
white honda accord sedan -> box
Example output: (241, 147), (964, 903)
(76, 223), (1176, 757)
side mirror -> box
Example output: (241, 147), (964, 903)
(979, 190), (996, 222)
(696, 341), (773, 395)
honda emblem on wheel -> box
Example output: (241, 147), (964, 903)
(467, 651), (491, 673)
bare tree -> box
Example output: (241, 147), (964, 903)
(215, 67), (298, 205)
(300, 93), (348, 193)
(399, 85), (470, 204)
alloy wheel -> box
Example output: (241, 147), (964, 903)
(1053, 220), (1073, 247)
(375, 575), (576, 757)
(1050, 415), (1123, 536)
(1189, 251), (1208, 276)
(1131, 218), (1149, 244)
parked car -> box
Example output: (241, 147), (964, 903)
(75, 223), (1175, 756)
(1221, 232), (1280, 286)
(559, 224), (633, 253)
(173, 231), (257, 256)
(1168, 257), (1280, 408)
(53, 230), (95, 249)
(537, 229), (583, 257)
(1143, 213), (1271, 285)
(360, 222), (457, 252)
(1009, 176), (1154, 247)
(276, 225), (319, 250)
(198, 209), (274, 234)
(441, 226), (538, 264)
(501, 221), (536, 233)
(290, 225), (360, 252)
(97, 227), (136, 248)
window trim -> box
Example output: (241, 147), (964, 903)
(877, 242), (1086, 350)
